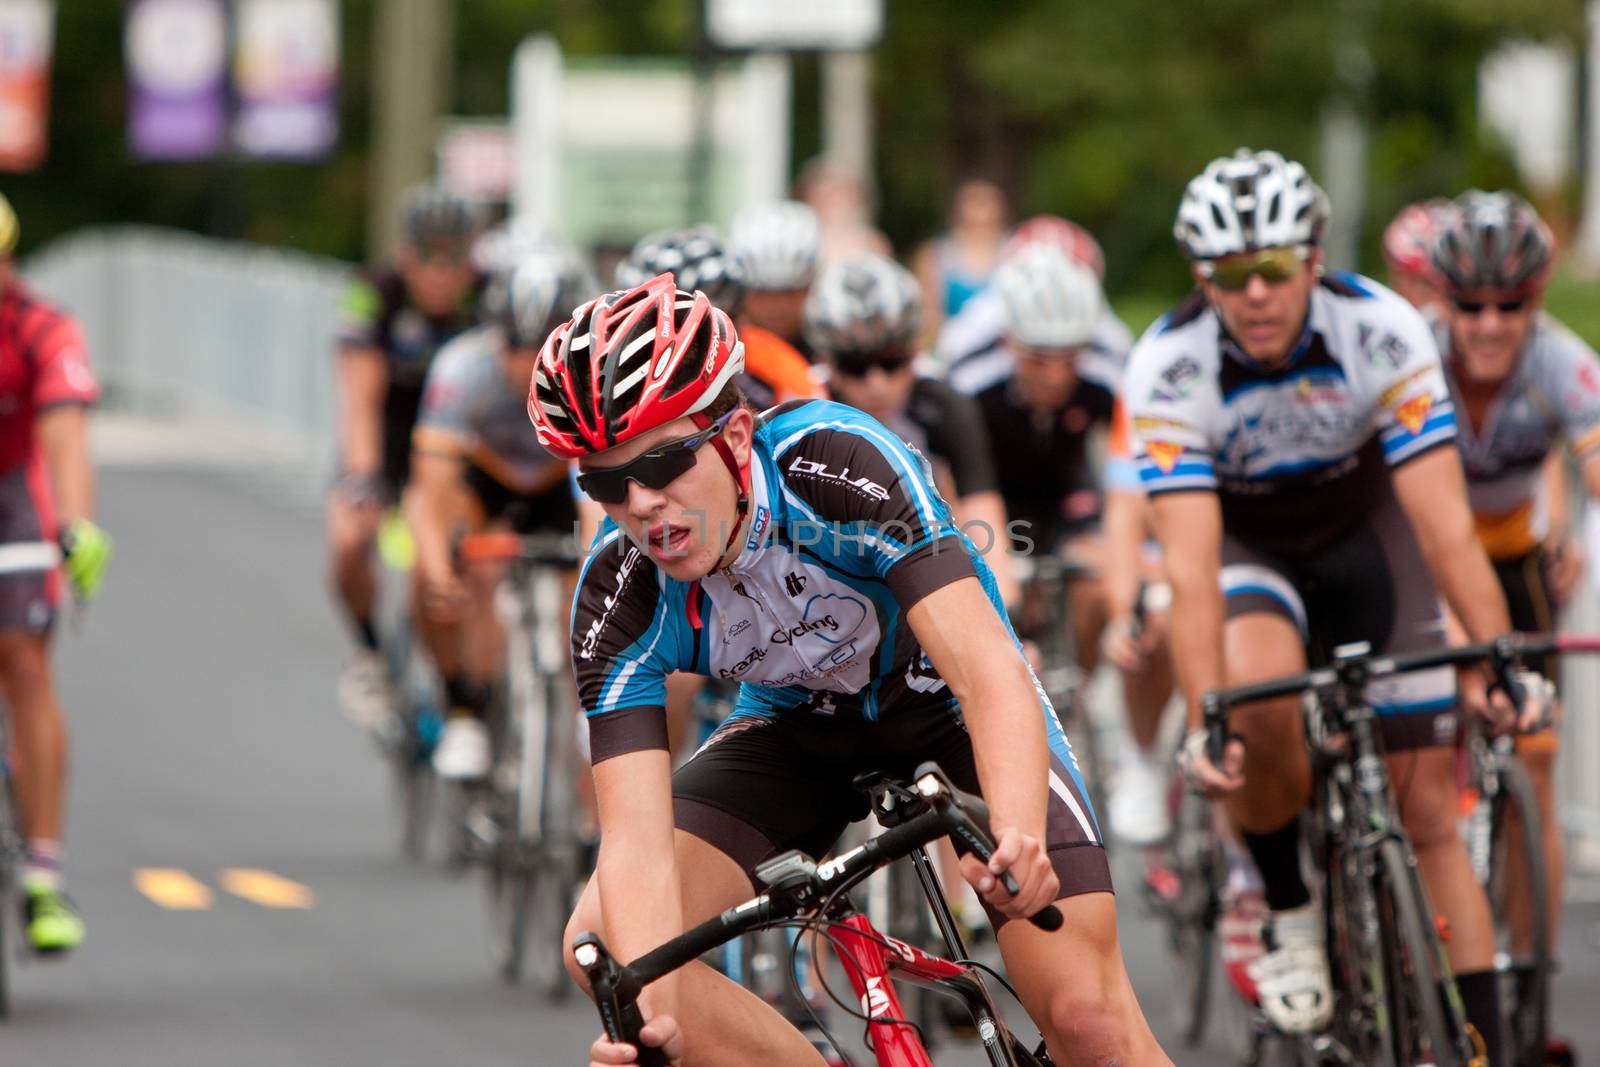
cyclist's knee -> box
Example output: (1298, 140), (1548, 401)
(1392, 748), (1458, 848)
(0, 632), (49, 689)
(1041, 978), (1137, 1061)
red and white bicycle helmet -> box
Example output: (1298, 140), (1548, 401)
(1381, 199), (1458, 281)
(529, 273), (746, 459)
(1002, 214), (1106, 281)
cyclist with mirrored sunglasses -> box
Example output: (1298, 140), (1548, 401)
(535, 274), (1170, 1067)
(329, 185), (486, 728)
(1125, 149), (1531, 1056)
(1431, 191), (1599, 1018)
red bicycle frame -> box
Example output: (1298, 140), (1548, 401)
(826, 911), (980, 1067)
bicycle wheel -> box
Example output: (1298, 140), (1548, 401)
(1149, 787), (1218, 1047)
(1373, 838), (1472, 1066)
(1323, 835), (1397, 1067)
(1485, 756), (1549, 1067)
(486, 836), (534, 983)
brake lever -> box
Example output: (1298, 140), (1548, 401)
(911, 763), (1063, 932)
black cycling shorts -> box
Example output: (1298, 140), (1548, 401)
(1220, 481), (1456, 751)
(671, 706), (1112, 929)
(463, 463), (576, 536)
(0, 467), (57, 634)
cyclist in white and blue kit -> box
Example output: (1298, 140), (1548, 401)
(1125, 149), (1533, 1058)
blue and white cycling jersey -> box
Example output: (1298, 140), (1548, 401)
(1122, 273), (1456, 554)
(569, 400), (1082, 773)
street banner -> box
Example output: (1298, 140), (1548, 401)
(0, 0), (54, 171)
(233, 0), (338, 159)
(126, 0), (229, 161)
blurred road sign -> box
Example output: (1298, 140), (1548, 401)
(706, 0), (883, 52)
(437, 120), (513, 202)
(0, 0), (53, 171)
(125, 0), (229, 161)
(233, 0), (340, 160)
(512, 37), (790, 249)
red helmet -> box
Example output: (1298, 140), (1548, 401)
(529, 273), (745, 459)
(1003, 215), (1105, 280)
(1381, 198), (1458, 280)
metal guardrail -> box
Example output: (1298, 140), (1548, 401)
(22, 226), (350, 450)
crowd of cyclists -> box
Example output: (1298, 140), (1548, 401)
(0, 137), (1595, 1065)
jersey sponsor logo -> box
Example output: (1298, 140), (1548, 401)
(746, 504), (772, 551)
(578, 545), (643, 660)
(903, 649), (947, 694)
(1378, 367), (1433, 410)
(1359, 324), (1410, 369)
(1294, 376), (1346, 405)
(771, 614), (840, 644)
(1394, 393), (1433, 434)
(1151, 355), (1202, 402)
(723, 618), (752, 642)
(1144, 440), (1186, 473)
(786, 454), (892, 501)
(1133, 415), (1195, 436)
(784, 572), (808, 597)
(719, 645), (768, 678)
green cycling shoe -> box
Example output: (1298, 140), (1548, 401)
(22, 879), (86, 955)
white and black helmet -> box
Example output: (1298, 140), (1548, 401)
(1174, 148), (1330, 261)
(614, 225), (745, 312)
(473, 215), (569, 275)
(728, 201), (822, 292)
(804, 253), (921, 356)
(992, 243), (1103, 348)
(484, 252), (599, 350)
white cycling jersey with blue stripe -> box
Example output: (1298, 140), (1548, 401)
(1123, 273), (1456, 553)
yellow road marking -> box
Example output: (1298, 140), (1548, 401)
(219, 868), (315, 909)
(133, 868), (213, 910)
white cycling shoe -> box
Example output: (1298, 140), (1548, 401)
(1108, 749), (1172, 846)
(1247, 903), (1333, 1034)
(338, 650), (392, 729)
(433, 717), (491, 780)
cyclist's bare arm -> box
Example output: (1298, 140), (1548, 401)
(907, 576), (1055, 915)
(954, 488), (1018, 606)
(1148, 490), (1225, 725)
(1391, 448), (1509, 644)
(37, 405), (94, 524)
(590, 744), (685, 1027)
(337, 344), (388, 478)
(1101, 487), (1148, 626)
(403, 446), (467, 585)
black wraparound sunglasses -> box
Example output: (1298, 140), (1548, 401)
(576, 415), (730, 504)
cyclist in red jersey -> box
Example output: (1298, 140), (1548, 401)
(0, 192), (110, 954)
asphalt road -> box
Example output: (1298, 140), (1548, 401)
(4, 454), (1599, 1065)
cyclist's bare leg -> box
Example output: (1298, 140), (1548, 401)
(459, 551), (507, 679)
(1064, 535), (1108, 674)
(1390, 745), (1494, 974)
(1121, 612), (1172, 752)
(1511, 727), (1564, 950)
(1221, 613), (1312, 834)
(0, 631), (67, 842)
(411, 563), (462, 679)
(1000, 890), (1172, 1065)
(564, 828), (828, 1066)
(327, 492), (381, 633)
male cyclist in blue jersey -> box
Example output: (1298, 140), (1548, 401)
(535, 274), (1171, 1066)
(1126, 149), (1538, 1060)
